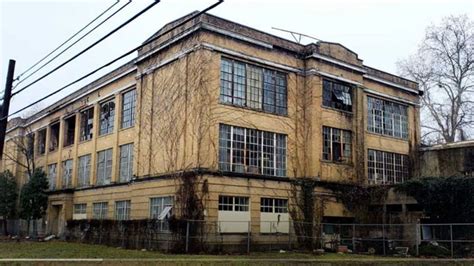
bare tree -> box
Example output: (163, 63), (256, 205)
(398, 15), (474, 144)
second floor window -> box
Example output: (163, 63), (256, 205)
(47, 163), (57, 190)
(80, 108), (94, 141)
(322, 79), (353, 112)
(322, 126), (352, 162)
(99, 100), (115, 135)
(368, 149), (410, 184)
(220, 58), (287, 115)
(367, 96), (408, 139)
(62, 159), (73, 188)
(96, 148), (113, 185)
(119, 143), (133, 182)
(49, 122), (60, 152)
(77, 154), (91, 187)
(219, 124), (286, 177)
(121, 89), (136, 128)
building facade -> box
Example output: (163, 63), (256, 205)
(1, 12), (421, 236)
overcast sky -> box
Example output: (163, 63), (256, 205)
(1, 0), (473, 117)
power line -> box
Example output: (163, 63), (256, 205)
(3, 0), (224, 120)
(14, 0), (131, 88)
(11, 0), (161, 98)
(14, 0), (120, 82)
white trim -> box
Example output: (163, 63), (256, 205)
(201, 24), (273, 49)
(202, 43), (300, 73)
(309, 69), (363, 86)
(363, 74), (418, 94)
(308, 53), (366, 73)
(363, 88), (419, 106)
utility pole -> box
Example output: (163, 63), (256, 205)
(0, 59), (16, 159)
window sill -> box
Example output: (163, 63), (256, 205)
(79, 139), (93, 145)
(63, 144), (74, 149)
(119, 125), (135, 132)
(219, 101), (289, 118)
(321, 105), (353, 116)
(320, 159), (353, 166)
(365, 131), (409, 142)
(98, 132), (114, 138)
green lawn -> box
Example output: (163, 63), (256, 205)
(0, 241), (472, 265)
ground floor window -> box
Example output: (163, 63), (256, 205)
(92, 202), (108, 219)
(115, 200), (131, 221)
(217, 195), (250, 233)
(260, 198), (289, 233)
(150, 196), (173, 231)
(73, 203), (87, 220)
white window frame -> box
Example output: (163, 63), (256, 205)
(368, 149), (410, 184)
(367, 96), (408, 139)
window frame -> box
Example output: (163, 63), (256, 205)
(62, 159), (73, 188)
(218, 195), (250, 212)
(96, 148), (113, 185)
(47, 163), (57, 190)
(119, 143), (134, 182)
(260, 198), (288, 213)
(368, 149), (410, 184)
(367, 96), (409, 139)
(322, 79), (353, 112)
(92, 202), (108, 219)
(37, 128), (47, 155)
(77, 154), (91, 187)
(79, 108), (94, 142)
(220, 57), (288, 116)
(121, 89), (137, 129)
(74, 203), (87, 214)
(322, 126), (352, 163)
(99, 99), (115, 136)
(115, 200), (131, 221)
(219, 124), (287, 177)
(63, 115), (76, 147)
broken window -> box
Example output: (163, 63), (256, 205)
(62, 159), (73, 188)
(150, 196), (173, 231)
(220, 58), (287, 115)
(63, 115), (76, 147)
(96, 148), (112, 185)
(37, 129), (46, 155)
(99, 100), (115, 135)
(367, 96), (408, 139)
(368, 149), (410, 184)
(49, 122), (60, 152)
(121, 89), (136, 129)
(322, 79), (353, 112)
(79, 108), (94, 141)
(322, 126), (352, 162)
(219, 124), (287, 177)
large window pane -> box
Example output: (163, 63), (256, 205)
(99, 100), (115, 135)
(121, 89), (137, 128)
(119, 143), (133, 182)
(368, 149), (410, 184)
(367, 96), (408, 139)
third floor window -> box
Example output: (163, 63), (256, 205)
(322, 126), (352, 163)
(121, 89), (136, 129)
(367, 96), (408, 139)
(220, 58), (287, 115)
(322, 79), (353, 112)
(80, 108), (94, 141)
(99, 100), (115, 135)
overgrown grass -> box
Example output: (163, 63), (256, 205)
(0, 240), (378, 259)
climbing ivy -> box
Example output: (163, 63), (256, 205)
(395, 177), (474, 223)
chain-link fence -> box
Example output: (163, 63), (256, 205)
(66, 220), (474, 257)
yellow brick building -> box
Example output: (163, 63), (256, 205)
(1, 12), (420, 236)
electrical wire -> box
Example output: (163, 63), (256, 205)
(10, 0), (160, 98)
(2, 0), (224, 120)
(14, 0), (120, 82)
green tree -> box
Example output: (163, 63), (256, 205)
(19, 168), (48, 237)
(0, 171), (18, 236)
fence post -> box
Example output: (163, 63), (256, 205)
(247, 221), (251, 254)
(450, 224), (454, 258)
(415, 222), (419, 257)
(382, 224), (386, 256)
(185, 220), (190, 253)
(288, 220), (292, 251)
(352, 224), (356, 253)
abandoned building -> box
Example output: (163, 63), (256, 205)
(418, 140), (474, 178)
(0, 12), (422, 237)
